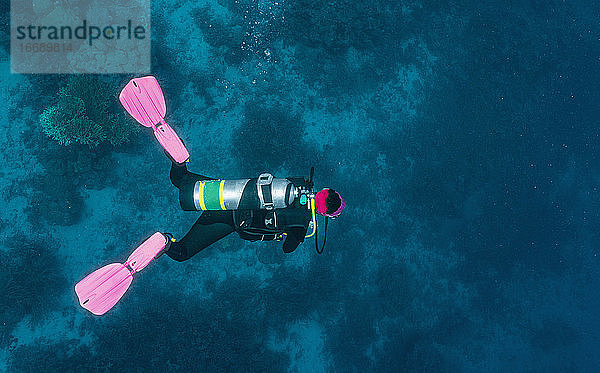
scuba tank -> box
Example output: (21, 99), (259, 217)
(189, 173), (296, 211)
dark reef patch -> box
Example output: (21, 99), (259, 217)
(27, 173), (85, 226)
(530, 319), (581, 351)
(231, 101), (313, 175)
(9, 281), (288, 372)
(192, 6), (249, 66)
(0, 233), (67, 347)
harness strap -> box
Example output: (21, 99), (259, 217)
(257, 173), (275, 210)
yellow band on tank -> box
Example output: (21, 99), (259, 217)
(219, 180), (226, 210)
(199, 182), (207, 211)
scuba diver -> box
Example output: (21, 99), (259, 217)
(75, 76), (345, 315)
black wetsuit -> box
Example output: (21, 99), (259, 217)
(166, 163), (312, 262)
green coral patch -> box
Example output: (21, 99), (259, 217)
(39, 75), (136, 147)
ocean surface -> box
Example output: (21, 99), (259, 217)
(1, 0), (600, 371)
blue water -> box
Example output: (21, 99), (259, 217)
(2, 0), (600, 371)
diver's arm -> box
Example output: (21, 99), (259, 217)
(282, 226), (307, 253)
(279, 197), (311, 253)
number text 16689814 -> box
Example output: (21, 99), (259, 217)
(19, 43), (73, 53)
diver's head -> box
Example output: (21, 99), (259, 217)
(315, 188), (345, 217)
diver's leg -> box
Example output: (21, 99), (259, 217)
(169, 162), (214, 189)
(165, 211), (235, 262)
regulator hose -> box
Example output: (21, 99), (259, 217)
(315, 216), (328, 254)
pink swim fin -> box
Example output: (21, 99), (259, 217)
(75, 232), (170, 316)
(119, 76), (190, 164)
